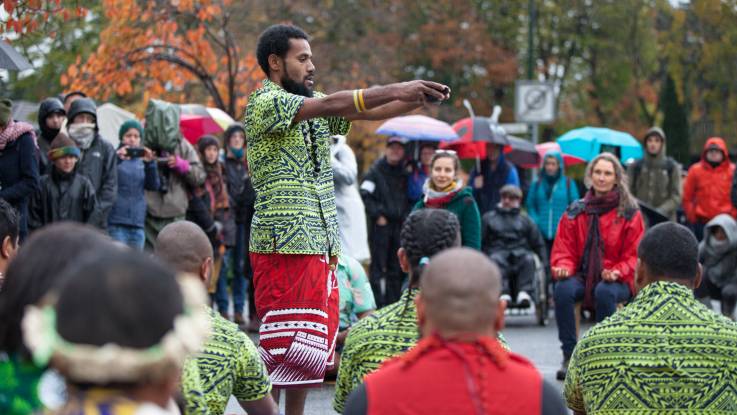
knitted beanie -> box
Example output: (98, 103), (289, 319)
(119, 119), (144, 142)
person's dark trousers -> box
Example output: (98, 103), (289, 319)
(695, 276), (737, 319)
(369, 220), (404, 308)
(214, 224), (247, 315)
(554, 278), (630, 358)
(490, 251), (537, 298)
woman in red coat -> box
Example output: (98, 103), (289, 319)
(551, 152), (645, 380)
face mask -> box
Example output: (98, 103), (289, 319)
(68, 123), (96, 150)
(710, 237), (730, 255)
(229, 146), (244, 159)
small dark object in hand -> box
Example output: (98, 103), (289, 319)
(126, 147), (146, 158)
(425, 86), (450, 104)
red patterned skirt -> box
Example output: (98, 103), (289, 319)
(250, 253), (339, 387)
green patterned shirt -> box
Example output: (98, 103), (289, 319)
(333, 289), (509, 413)
(0, 354), (43, 415)
(187, 309), (271, 415)
(245, 79), (351, 256)
(565, 281), (737, 414)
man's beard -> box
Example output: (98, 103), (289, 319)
(281, 74), (313, 97)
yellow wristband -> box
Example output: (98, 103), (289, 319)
(353, 90), (363, 113)
(358, 88), (367, 112)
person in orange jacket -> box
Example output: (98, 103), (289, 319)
(683, 137), (737, 240)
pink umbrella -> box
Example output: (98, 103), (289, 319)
(180, 113), (224, 145)
(536, 142), (586, 168)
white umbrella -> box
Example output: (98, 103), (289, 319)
(97, 103), (136, 148)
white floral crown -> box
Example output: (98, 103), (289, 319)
(22, 275), (211, 384)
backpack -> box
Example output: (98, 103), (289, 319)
(630, 157), (676, 191)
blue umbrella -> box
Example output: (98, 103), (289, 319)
(557, 127), (643, 162)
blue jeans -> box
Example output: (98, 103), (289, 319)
(108, 224), (145, 250)
(554, 277), (630, 357)
(215, 224), (246, 314)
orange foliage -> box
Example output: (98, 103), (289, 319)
(62, 0), (260, 117)
(1, 0), (86, 35)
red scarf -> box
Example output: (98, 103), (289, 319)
(0, 121), (36, 151)
(204, 162), (229, 213)
(580, 188), (620, 310)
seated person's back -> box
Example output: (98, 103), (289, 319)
(197, 309), (271, 414)
(565, 222), (737, 414)
(344, 248), (567, 415)
(333, 209), (461, 413)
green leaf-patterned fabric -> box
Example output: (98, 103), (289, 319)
(245, 79), (351, 256)
(565, 281), (737, 414)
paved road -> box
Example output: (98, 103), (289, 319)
(226, 310), (580, 415)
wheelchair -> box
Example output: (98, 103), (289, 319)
(502, 254), (549, 326)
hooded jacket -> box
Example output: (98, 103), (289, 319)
(551, 200), (646, 295)
(700, 214), (737, 288)
(525, 150), (580, 240)
(361, 157), (410, 223)
(627, 127), (682, 220)
(29, 167), (100, 231)
(683, 137), (736, 224)
(36, 98), (65, 175)
(66, 98), (118, 227)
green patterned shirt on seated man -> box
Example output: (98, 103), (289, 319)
(333, 288), (510, 413)
(184, 308), (272, 415)
(565, 280), (737, 414)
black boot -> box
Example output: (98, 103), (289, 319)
(556, 356), (570, 381)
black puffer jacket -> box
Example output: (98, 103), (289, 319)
(28, 169), (100, 231)
(36, 98), (65, 175)
(481, 205), (547, 263)
(360, 157), (410, 223)
(224, 156), (255, 225)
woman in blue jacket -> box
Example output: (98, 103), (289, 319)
(525, 149), (579, 254)
(108, 120), (159, 249)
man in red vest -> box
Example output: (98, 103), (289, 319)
(342, 247), (567, 415)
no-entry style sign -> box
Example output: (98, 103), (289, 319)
(515, 81), (556, 124)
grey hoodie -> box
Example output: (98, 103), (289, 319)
(627, 127), (682, 220)
(700, 213), (737, 287)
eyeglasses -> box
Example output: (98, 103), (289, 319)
(435, 149), (457, 155)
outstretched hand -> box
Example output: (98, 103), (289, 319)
(395, 80), (451, 104)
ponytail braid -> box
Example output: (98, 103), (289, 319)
(400, 208), (461, 288)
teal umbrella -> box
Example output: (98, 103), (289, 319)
(557, 127), (643, 162)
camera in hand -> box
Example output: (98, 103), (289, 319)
(156, 150), (170, 194)
(425, 86), (450, 104)
(125, 147), (146, 158)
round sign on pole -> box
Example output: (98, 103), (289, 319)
(515, 81), (556, 124)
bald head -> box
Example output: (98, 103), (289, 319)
(419, 248), (502, 337)
(154, 221), (213, 275)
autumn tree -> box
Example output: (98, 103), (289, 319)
(62, 0), (262, 117)
(0, 0), (87, 35)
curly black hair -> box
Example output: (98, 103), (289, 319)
(401, 208), (460, 287)
(0, 198), (18, 248)
(256, 24), (309, 76)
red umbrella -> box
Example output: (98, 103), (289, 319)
(536, 142), (586, 167)
(180, 113), (224, 145)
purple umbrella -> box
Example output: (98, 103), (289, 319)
(376, 115), (458, 142)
